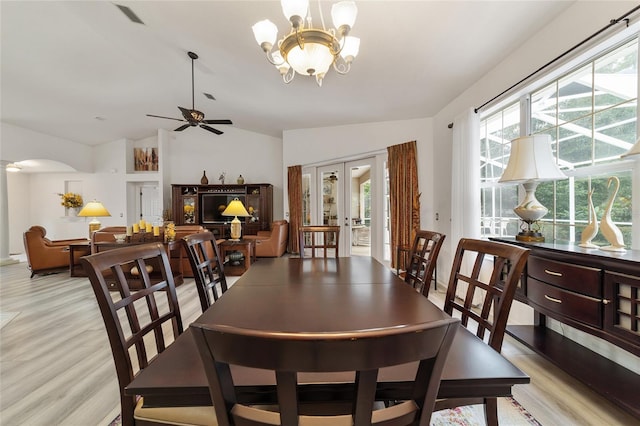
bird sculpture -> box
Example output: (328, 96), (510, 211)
(599, 176), (626, 252)
(579, 189), (599, 249)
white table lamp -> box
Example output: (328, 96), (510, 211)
(499, 134), (565, 242)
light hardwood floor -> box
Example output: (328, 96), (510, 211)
(0, 259), (637, 426)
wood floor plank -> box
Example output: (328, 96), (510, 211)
(1, 261), (638, 425)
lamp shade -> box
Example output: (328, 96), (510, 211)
(252, 19), (278, 46)
(621, 137), (640, 158)
(281, 0), (309, 21)
(499, 134), (565, 183)
(331, 1), (357, 31)
(222, 198), (250, 218)
(77, 201), (111, 218)
(77, 200), (111, 236)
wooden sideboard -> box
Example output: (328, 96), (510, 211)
(491, 238), (639, 418)
(172, 184), (273, 239)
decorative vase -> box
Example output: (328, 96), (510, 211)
(579, 189), (599, 249)
(237, 175), (244, 184)
(599, 176), (626, 252)
(200, 171), (209, 185)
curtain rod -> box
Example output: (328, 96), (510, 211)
(474, 5), (640, 114)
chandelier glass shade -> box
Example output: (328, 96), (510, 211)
(252, 0), (360, 86)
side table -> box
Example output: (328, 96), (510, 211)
(69, 241), (91, 277)
(220, 239), (256, 276)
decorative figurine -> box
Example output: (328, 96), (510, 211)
(218, 172), (226, 184)
(599, 176), (626, 252)
(579, 189), (599, 249)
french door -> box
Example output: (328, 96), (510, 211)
(303, 157), (379, 257)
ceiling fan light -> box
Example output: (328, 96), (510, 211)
(332, 1), (357, 34)
(340, 36), (360, 61)
(287, 42), (334, 76)
(252, 19), (278, 48)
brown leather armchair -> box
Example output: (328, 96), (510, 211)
(23, 225), (88, 277)
(244, 220), (288, 257)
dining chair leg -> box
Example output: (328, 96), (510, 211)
(484, 397), (498, 426)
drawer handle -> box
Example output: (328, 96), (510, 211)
(602, 299), (611, 305)
(544, 269), (563, 277)
(544, 294), (562, 304)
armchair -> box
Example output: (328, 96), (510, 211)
(244, 220), (288, 257)
(23, 225), (88, 277)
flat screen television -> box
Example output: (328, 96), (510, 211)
(200, 193), (246, 224)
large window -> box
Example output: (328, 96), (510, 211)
(480, 38), (637, 246)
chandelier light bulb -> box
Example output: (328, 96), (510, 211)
(252, 19), (278, 49)
(340, 36), (360, 61)
(331, 1), (357, 35)
(281, 0), (309, 27)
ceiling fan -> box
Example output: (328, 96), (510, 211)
(147, 51), (232, 135)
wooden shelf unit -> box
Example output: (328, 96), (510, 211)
(491, 238), (640, 419)
(171, 183), (273, 239)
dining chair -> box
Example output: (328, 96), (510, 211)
(183, 232), (228, 313)
(191, 316), (460, 426)
(435, 238), (530, 426)
(403, 230), (446, 296)
(81, 243), (216, 426)
(298, 225), (340, 258)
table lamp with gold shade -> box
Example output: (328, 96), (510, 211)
(222, 198), (250, 241)
(499, 134), (565, 242)
(77, 200), (111, 236)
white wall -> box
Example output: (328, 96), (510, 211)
(3, 123), (284, 254)
(1, 122), (93, 172)
(283, 118), (434, 227)
(168, 126), (284, 219)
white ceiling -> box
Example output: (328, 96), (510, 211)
(1, 1), (575, 146)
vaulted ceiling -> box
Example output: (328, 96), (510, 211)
(1, 1), (575, 146)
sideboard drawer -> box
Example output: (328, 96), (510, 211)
(528, 256), (601, 298)
(527, 277), (602, 328)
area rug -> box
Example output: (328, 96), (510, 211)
(109, 397), (540, 425)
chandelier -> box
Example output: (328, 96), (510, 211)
(252, 0), (360, 87)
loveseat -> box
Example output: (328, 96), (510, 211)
(90, 225), (210, 277)
(244, 220), (288, 257)
(23, 225), (88, 277)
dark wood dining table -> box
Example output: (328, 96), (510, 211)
(126, 257), (529, 407)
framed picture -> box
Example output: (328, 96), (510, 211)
(134, 147), (159, 171)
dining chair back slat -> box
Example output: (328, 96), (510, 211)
(191, 317), (460, 426)
(435, 238), (530, 425)
(183, 232), (228, 313)
(298, 225), (340, 258)
(82, 243), (216, 426)
(404, 230), (446, 296)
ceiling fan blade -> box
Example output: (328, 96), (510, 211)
(203, 119), (233, 125)
(147, 114), (186, 123)
(174, 124), (191, 131)
(200, 124), (223, 135)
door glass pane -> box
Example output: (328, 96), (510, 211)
(302, 173), (311, 226)
(349, 165), (371, 256)
(322, 171), (339, 226)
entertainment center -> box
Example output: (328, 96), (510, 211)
(171, 183), (273, 239)
(491, 237), (639, 418)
